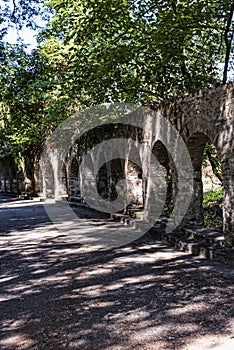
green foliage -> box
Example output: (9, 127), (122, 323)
(40, 0), (232, 105)
(203, 187), (223, 231)
(202, 142), (223, 230)
(0, 42), (78, 164)
(203, 187), (223, 206)
(0, 0), (49, 32)
(203, 141), (223, 183)
(0, 0), (234, 174)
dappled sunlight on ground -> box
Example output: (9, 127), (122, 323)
(0, 197), (234, 349)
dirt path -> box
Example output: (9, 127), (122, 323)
(0, 197), (233, 349)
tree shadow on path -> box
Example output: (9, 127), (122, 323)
(0, 199), (234, 350)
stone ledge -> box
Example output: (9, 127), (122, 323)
(149, 227), (234, 266)
(180, 226), (225, 247)
(65, 198), (234, 266)
(111, 211), (234, 266)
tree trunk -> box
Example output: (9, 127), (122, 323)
(222, 1), (234, 84)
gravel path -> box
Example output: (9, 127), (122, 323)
(0, 197), (234, 349)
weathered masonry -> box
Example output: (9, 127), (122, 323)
(1, 84), (234, 247)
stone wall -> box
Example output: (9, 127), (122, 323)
(159, 84), (234, 246)
(75, 83), (233, 246)
(1, 83), (234, 247)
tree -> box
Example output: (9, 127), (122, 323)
(0, 0), (48, 32)
(222, 0), (234, 83)
(40, 0), (233, 106)
(0, 26), (85, 190)
(0, 0), (50, 75)
(1, 0), (233, 194)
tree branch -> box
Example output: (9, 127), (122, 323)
(11, 0), (17, 22)
(222, 1), (234, 84)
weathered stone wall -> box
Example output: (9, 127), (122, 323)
(143, 83), (234, 246)
(1, 83), (234, 246)
(38, 83), (234, 247)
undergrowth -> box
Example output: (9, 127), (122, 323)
(203, 187), (223, 231)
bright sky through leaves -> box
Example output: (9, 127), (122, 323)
(3, 26), (38, 49)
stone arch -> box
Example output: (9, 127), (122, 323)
(96, 151), (109, 200)
(185, 131), (223, 225)
(42, 157), (55, 199)
(80, 152), (95, 201)
(126, 143), (144, 208)
(181, 118), (219, 153)
(61, 162), (68, 196)
(69, 157), (80, 196)
(151, 140), (177, 215)
(108, 148), (125, 202)
(96, 143), (144, 208)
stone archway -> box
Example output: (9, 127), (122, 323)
(202, 141), (223, 231)
(4, 83), (233, 247)
(69, 157), (80, 196)
(185, 132), (210, 225)
(80, 152), (95, 202)
(96, 151), (110, 200)
(126, 143), (144, 209)
(151, 140), (177, 216)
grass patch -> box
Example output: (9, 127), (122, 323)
(203, 187), (223, 231)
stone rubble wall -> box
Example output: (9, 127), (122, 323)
(1, 83), (234, 246)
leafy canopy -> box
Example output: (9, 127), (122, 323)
(0, 0), (234, 169)
(40, 0), (233, 105)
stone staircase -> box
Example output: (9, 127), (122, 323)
(68, 196), (234, 266)
(111, 212), (234, 266)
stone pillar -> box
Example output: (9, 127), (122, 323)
(5, 179), (11, 193)
(55, 159), (67, 200)
(184, 169), (204, 225)
(33, 154), (41, 194)
(184, 133), (209, 226)
(140, 142), (152, 211)
(79, 152), (96, 202)
(222, 159), (234, 247)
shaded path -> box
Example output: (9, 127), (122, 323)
(0, 197), (233, 349)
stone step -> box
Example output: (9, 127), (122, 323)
(17, 194), (33, 200)
(153, 217), (226, 248)
(155, 230), (234, 266)
(127, 208), (145, 219)
(110, 211), (234, 266)
(111, 213), (131, 224)
(69, 195), (83, 203)
(65, 198), (234, 266)
(180, 226), (225, 247)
